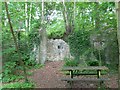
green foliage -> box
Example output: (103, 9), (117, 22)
(24, 58), (36, 67)
(1, 2), (119, 87)
(3, 61), (16, 75)
(68, 30), (90, 61)
(3, 82), (34, 88)
(48, 30), (64, 39)
(2, 75), (24, 83)
(47, 20), (65, 39)
(87, 60), (99, 66)
(34, 64), (44, 69)
(26, 72), (33, 76)
(64, 58), (78, 67)
(28, 30), (40, 47)
(2, 2), (41, 63)
(2, 61), (24, 83)
(2, 60), (43, 83)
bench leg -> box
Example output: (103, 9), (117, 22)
(97, 70), (101, 78)
(67, 81), (73, 88)
(69, 81), (74, 88)
(98, 81), (106, 89)
(97, 70), (103, 89)
(70, 70), (73, 78)
(69, 70), (74, 88)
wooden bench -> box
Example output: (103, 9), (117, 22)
(61, 78), (110, 82)
(61, 66), (110, 88)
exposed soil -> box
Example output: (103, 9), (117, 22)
(30, 61), (118, 88)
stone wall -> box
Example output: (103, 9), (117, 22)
(47, 39), (70, 61)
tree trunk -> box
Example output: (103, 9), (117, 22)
(0, 2), (2, 74)
(73, 0), (76, 25)
(40, 0), (47, 65)
(5, 2), (28, 82)
(94, 2), (100, 31)
(25, 2), (28, 33)
(116, 2), (120, 89)
(28, 3), (32, 31)
(62, 0), (69, 31)
(62, 0), (73, 40)
(105, 47), (110, 65)
(4, 9), (7, 27)
(72, 0), (76, 31)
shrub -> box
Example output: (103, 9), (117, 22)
(87, 60), (99, 66)
(2, 61), (16, 76)
(64, 58), (78, 67)
(2, 61), (24, 83)
(3, 82), (34, 88)
(68, 30), (90, 61)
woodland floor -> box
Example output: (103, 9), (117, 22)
(30, 61), (118, 88)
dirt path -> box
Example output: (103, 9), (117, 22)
(31, 61), (67, 88)
(30, 61), (118, 88)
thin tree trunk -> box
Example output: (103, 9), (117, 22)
(94, 2), (100, 31)
(73, 0), (76, 28)
(116, 2), (120, 89)
(4, 10), (7, 26)
(25, 2), (28, 33)
(62, 1), (73, 39)
(105, 47), (110, 65)
(40, 0), (47, 64)
(62, 0), (69, 31)
(5, 2), (28, 82)
(0, 2), (2, 74)
(28, 3), (32, 31)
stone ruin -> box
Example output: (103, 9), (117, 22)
(46, 39), (70, 61)
(32, 39), (71, 63)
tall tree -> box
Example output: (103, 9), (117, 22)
(40, 0), (47, 64)
(0, 2), (2, 74)
(28, 3), (32, 31)
(25, 2), (28, 33)
(116, 2), (120, 89)
(62, 1), (74, 40)
(73, 0), (76, 27)
(94, 2), (100, 31)
(5, 2), (28, 82)
(62, 0), (69, 35)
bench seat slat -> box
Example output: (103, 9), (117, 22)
(66, 73), (107, 75)
(61, 66), (109, 71)
(61, 78), (110, 81)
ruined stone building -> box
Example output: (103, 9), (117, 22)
(47, 39), (70, 61)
